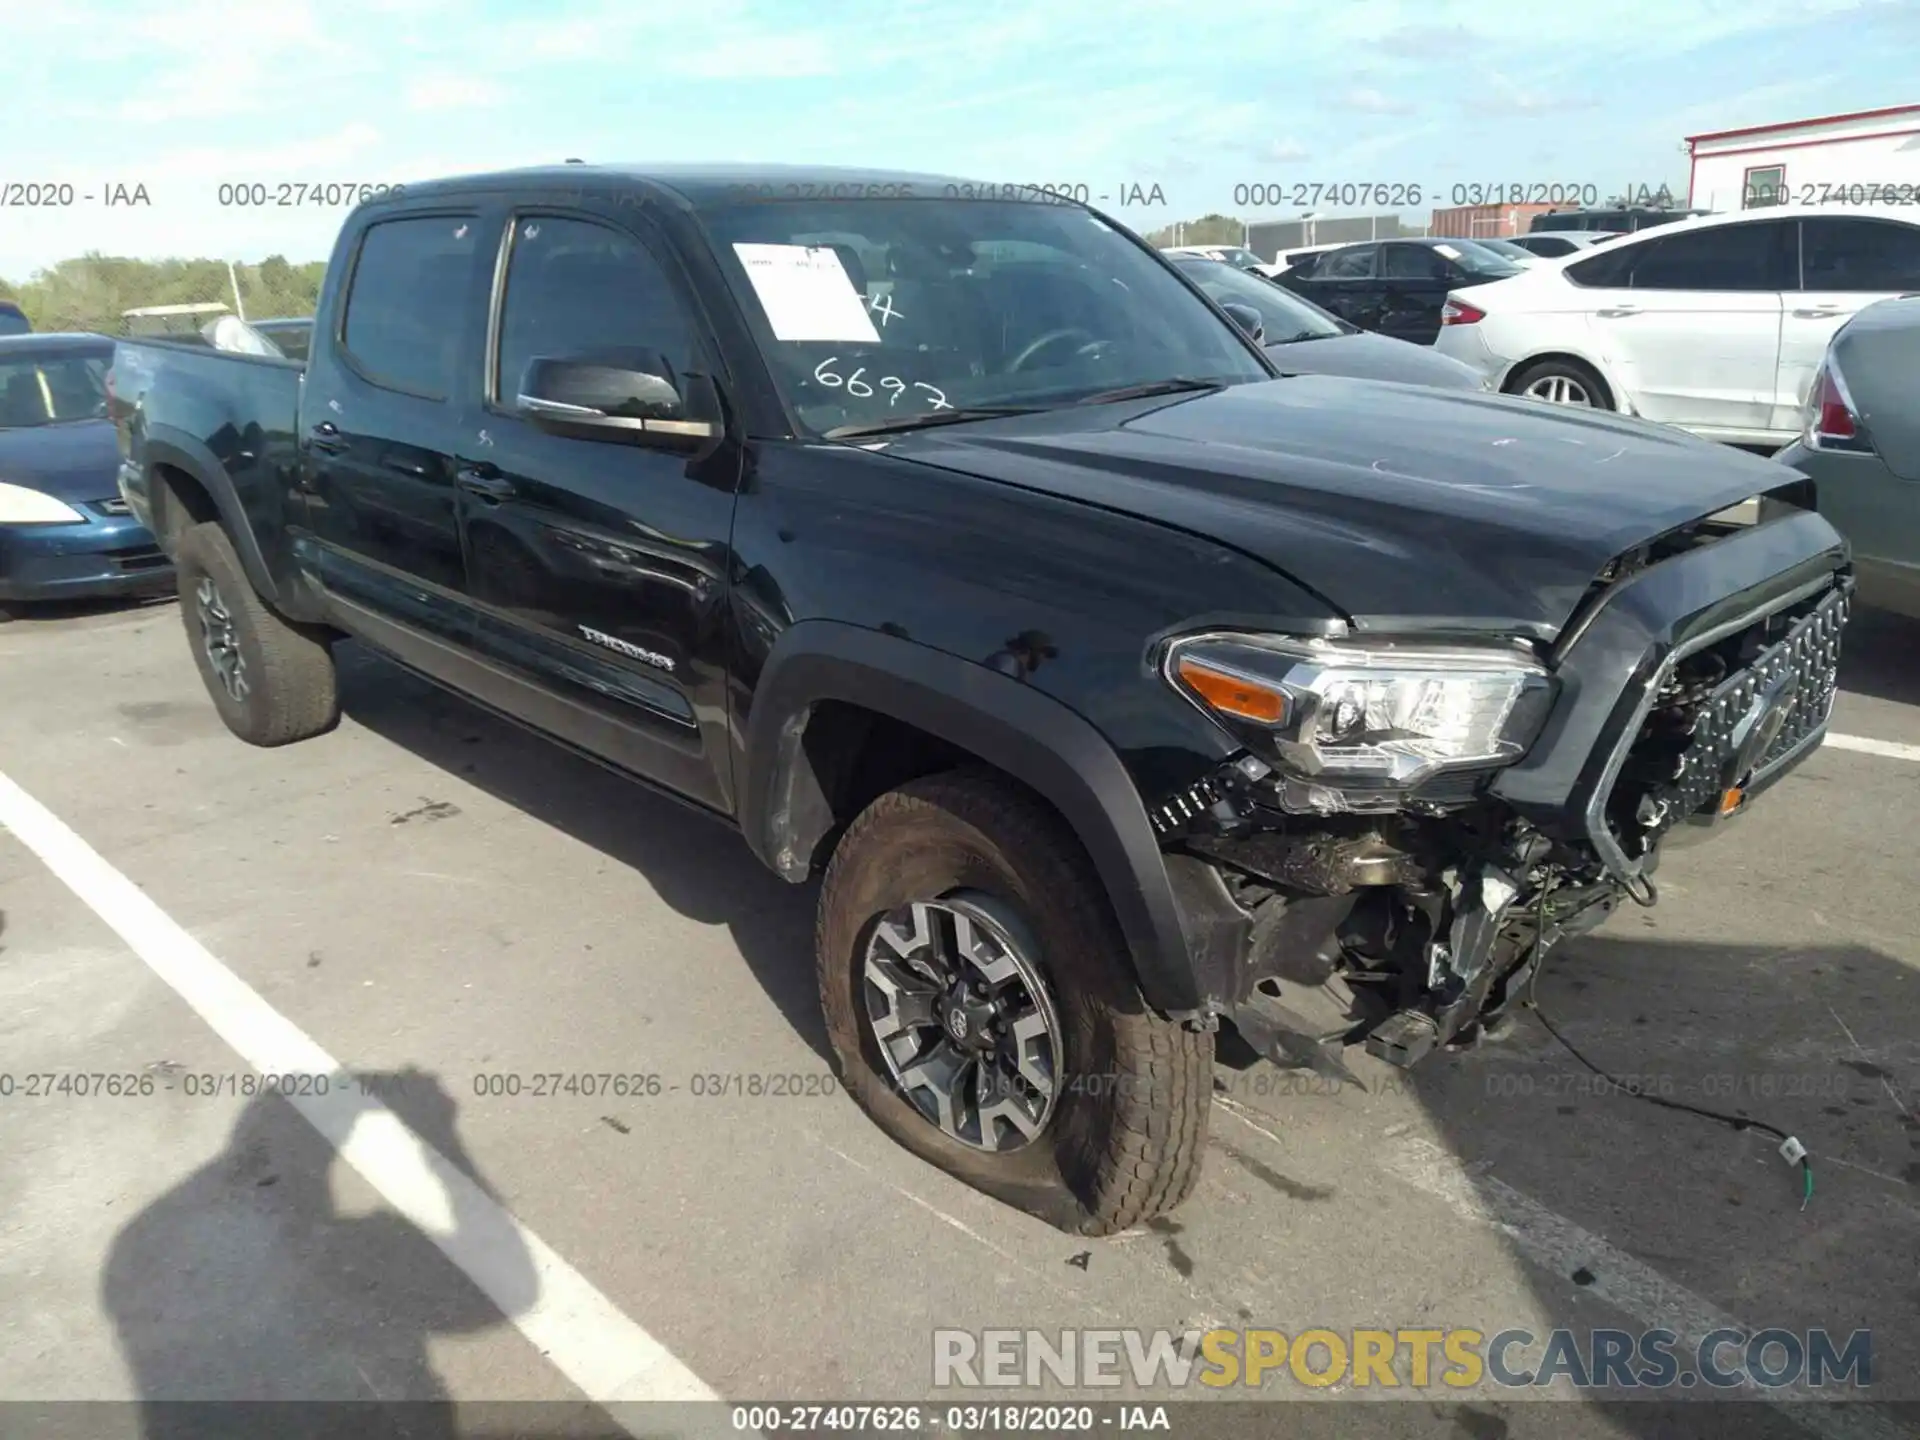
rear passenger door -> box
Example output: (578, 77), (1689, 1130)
(1293, 244), (1380, 329)
(453, 209), (741, 813)
(299, 210), (487, 651)
(1596, 219), (1792, 435)
(1377, 243), (1452, 343)
(1773, 216), (1920, 433)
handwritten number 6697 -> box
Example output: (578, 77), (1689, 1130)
(813, 358), (950, 410)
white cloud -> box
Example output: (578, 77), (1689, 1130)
(1344, 87), (1417, 116)
(1268, 138), (1311, 162)
(405, 74), (506, 110)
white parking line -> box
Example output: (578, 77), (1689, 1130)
(0, 770), (720, 1424)
(1371, 1131), (1906, 1440)
(1826, 732), (1920, 765)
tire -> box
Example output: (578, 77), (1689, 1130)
(817, 768), (1211, 1235)
(174, 522), (339, 746)
(1507, 357), (1612, 410)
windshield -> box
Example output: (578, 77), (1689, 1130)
(1473, 239), (1536, 263)
(1431, 239), (1524, 278)
(1174, 260), (1344, 343)
(0, 349), (111, 427)
(0, 306), (30, 338)
(694, 198), (1271, 436)
(1217, 248), (1263, 268)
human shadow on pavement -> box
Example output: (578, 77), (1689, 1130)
(98, 1067), (587, 1440)
(334, 643), (830, 1060)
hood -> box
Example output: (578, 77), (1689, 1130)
(880, 377), (1799, 640)
(0, 418), (121, 503)
(1265, 331), (1485, 392)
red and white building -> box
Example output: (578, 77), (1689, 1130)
(1687, 103), (1920, 210)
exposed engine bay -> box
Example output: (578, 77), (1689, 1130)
(1152, 557), (1851, 1078)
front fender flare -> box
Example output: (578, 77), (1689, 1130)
(740, 621), (1208, 1017)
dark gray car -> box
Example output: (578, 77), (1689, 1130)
(1775, 294), (1920, 620)
(1170, 255), (1485, 390)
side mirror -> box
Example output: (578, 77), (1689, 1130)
(516, 354), (718, 451)
(1219, 302), (1265, 344)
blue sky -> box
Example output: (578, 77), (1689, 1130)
(1, 0), (1914, 278)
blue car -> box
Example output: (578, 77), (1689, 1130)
(0, 333), (173, 616)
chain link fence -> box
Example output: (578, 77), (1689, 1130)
(0, 255), (324, 338)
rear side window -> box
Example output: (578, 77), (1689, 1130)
(1315, 245), (1377, 279)
(1564, 243), (1637, 288)
(1798, 217), (1920, 292)
(1383, 245), (1447, 279)
(1629, 221), (1791, 290)
(340, 215), (479, 399)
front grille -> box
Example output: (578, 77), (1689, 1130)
(1590, 580), (1850, 874)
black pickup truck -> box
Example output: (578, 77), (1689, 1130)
(111, 165), (1853, 1235)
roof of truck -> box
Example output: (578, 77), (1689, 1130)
(0, 331), (111, 352)
(378, 163), (1022, 207)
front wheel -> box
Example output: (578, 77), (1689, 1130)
(816, 769), (1212, 1234)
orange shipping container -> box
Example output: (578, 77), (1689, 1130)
(1428, 202), (1559, 238)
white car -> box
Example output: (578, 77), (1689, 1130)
(1161, 243), (1278, 275)
(1434, 205), (1920, 448)
(1505, 231), (1621, 259)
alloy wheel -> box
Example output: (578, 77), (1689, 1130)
(862, 892), (1063, 1152)
(1523, 373), (1593, 406)
(195, 576), (248, 702)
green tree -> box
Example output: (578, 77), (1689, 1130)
(1144, 213), (1246, 247)
(1, 252), (326, 334)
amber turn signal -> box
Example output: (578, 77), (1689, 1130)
(1719, 785), (1744, 815)
(1175, 656), (1290, 724)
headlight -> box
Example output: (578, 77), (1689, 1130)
(0, 482), (85, 525)
(1164, 632), (1555, 810)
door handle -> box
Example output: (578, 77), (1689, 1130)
(309, 420), (348, 454)
(456, 467), (517, 501)
(1595, 305), (1640, 318)
(1791, 306), (1841, 318)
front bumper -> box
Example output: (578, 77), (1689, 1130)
(0, 505), (174, 603)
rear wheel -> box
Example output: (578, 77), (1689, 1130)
(1509, 357), (1611, 409)
(175, 522), (339, 746)
(817, 769), (1211, 1235)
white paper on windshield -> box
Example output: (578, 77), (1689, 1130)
(732, 243), (880, 342)
(1432, 244), (1463, 260)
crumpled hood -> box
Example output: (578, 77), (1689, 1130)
(0, 419), (121, 503)
(882, 377), (1800, 639)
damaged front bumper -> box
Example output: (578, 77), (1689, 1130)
(1157, 505), (1854, 1074)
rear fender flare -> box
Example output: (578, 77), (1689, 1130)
(740, 621), (1206, 1017)
(141, 428), (280, 603)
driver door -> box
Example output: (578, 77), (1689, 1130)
(453, 209), (741, 812)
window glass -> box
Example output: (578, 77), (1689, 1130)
(1383, 245), (1447, 279)
(1565, 242), (1636, 288)
(1314, 245), (1377, 279)
(1798, 217), (1920, 292)
(495, 215), (697, 404)
(340, 215), (478, 398)
(1628, 222), (1789, 290)
(0, 347), (111, 427)
(0, 304), (30, 337)
(1743, 165), (1786, 208)
(1173, 259), (1343, 341)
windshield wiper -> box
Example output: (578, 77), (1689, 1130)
(823, 405), (1047, 440)
(1069, 377), (1224, 406)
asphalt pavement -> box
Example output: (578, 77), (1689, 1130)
(1, 595), (1916, 1440)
